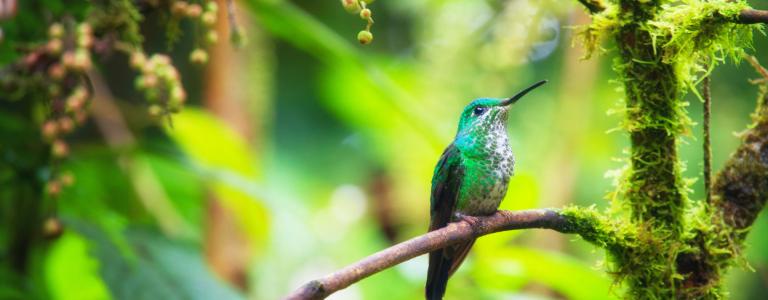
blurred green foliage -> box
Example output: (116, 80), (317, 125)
(1, 0), (767, 299)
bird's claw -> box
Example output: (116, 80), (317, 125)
(454, 213), (481, 227)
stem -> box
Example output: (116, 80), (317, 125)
(703, 76), (712, 205)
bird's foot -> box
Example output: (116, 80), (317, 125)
(454, 212), (481, 227)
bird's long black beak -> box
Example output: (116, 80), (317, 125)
(500, 80), (548, 106)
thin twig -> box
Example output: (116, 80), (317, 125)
(746, 55), (768, 81)
(284, 209), (593, 300)
(703, 76), (712, 205)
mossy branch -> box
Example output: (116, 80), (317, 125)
(284, 208), (630, 300)
(713, 63), (768, 231)
(572, 0), (768, 25)
(677, 57), (768, 298)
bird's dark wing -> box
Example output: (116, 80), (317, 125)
(425, 143), (466, 300)
(428, 143), (464, 231)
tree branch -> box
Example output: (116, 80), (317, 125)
(711, 55), (768, 238)
(571, 0), (768, 25)
(703, 76), (712, 205)
(284, 208), (626, 300)
(735, 9), (768, 24)
(678, 56), (768, 297)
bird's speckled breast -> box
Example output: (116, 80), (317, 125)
(455, 126), (515, 216)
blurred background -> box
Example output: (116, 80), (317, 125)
(1, 0), (768, 299)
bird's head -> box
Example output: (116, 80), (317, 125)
(455, 80), (547, 142)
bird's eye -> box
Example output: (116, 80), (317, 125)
(473, 107), (487, 116)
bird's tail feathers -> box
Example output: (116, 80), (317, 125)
(425, 249), (452, 300)
(425, 240), (475, 300)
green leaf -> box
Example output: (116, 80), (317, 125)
(164, 108), (269, 250)
(44, 232), (112, 300)
(69, 220), (244, 300)
(139, 151), (206, 232)
(472, 246), (619, 300)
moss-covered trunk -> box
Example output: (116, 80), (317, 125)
(618, 28), (687, 233)
(612, 1), (689, 298)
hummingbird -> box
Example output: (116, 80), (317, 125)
(425, 80), (547, 300)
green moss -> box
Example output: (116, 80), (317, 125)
(560, 206), (633, 253)
(648, 0), (758, 96)
(560, 206), (685, 298)
(577, 4), (619, 59)
(616, 15), (688, 235)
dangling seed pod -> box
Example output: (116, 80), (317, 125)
(43, 217), (64, 239)
(357, 30), (373, 45)
(341, 0), (361, 13)
(340, 1), (375, 45)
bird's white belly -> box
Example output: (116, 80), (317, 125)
(460, 178), (509, 215)
(457, 159), (513, 216)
